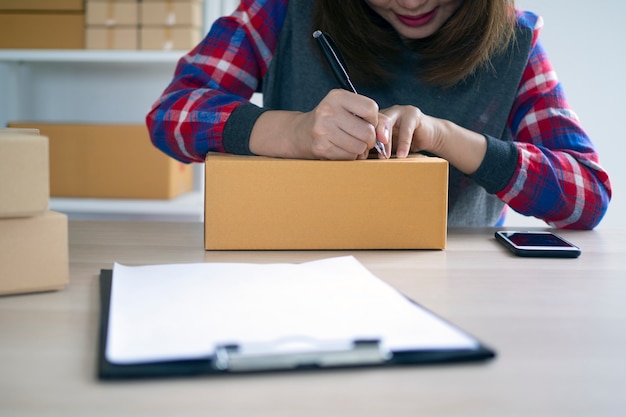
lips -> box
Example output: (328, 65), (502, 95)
(396, 7), (438, 27)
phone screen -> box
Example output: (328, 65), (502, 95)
(495, 231), (581, 258)
(505, 232), (573, 248)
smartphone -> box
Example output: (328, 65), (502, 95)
(494, 231), (581, 258)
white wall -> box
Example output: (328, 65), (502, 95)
(506, 1), (625, 229)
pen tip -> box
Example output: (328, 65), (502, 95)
(313, 30), (322, 38)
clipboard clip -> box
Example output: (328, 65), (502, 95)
(214, 339), (389, 372)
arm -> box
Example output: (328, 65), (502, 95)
(495, 31), (611, 229)
(379, 15), (611, 229)
(146, 0), (287, 163)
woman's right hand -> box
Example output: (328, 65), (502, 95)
(250, 89), (388, 160)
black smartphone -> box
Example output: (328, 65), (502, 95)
(494, 231), (581, 258)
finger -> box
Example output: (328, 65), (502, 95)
(340, 91), (380, 128)
(315, 90), (380, 158)
(394, 116), (417, 159)
(375, 113), (392, 159)
(321, 102), (376, 154)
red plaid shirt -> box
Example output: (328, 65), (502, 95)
(146, 0), (611, 229)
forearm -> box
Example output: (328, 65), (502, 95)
(248, 110), (310, 158)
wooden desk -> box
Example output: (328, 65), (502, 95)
(1, 221), (625, 417)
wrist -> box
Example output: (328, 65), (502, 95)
(431, 119), (487, 175)
(249, 110), (307, 158)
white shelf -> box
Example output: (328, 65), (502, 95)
(0, 49), (187, 64)
(0, 2), (230, 221)
(50, 190), (204, 222)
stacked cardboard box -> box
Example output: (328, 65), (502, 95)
(8, 122), (194, 199)
(140, 0), (203, 50)
(85, 0), (203, 51)
(86, 0), (140, 50)
(0, 0), (85, 49)
(0, 129), (69, 296)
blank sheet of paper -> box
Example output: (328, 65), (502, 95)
(106, 256), (477, 365)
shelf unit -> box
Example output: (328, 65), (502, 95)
(0, 50), (205, 222)
(0, 49), (185, 63)
(0, 1), (241, 221)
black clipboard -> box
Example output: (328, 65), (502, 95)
(98, 269), (496, 380)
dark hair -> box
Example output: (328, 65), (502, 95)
(312, 0), (516, 87)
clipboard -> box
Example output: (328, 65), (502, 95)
(97, 259), (496, 379)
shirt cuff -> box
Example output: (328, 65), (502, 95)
(469, 135), (519, 194)
(222, 103), (270, 156)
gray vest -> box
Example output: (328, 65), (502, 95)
(263, 0), (533, 226)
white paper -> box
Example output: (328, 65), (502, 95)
(106, 256), (478, 365)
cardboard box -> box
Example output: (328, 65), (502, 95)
(0, 0), (84, 11)
(8, 123), (193, 199)
(0, 13), (85, 49)
(204, 153), (449, 250)
(140, 26), (201, 50)
(0, 131), (49, 218)
(140, 0), (202, 27)
(86, 0), (139, 26)
(0, 211), (69, 296)
(86, 26), (139, 50)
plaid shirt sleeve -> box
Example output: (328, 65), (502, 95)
(498, 12), (612, 229)
(146, 0), (287, 163)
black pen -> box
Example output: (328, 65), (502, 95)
(313, 30), (388, 159)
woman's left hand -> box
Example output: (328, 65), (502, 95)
(376, 104), (488, 175)
(376, 105), (441, 158)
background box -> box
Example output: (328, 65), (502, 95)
(0, 210), (69, 296)
(0, 132), (49, 218)
(86, 0), (139, 26)
(8, 123), (193, 199)
(140, 0), (202, 27)
(204, 153), (449, 250)
(0, 0), (84, 11)
(86, 26), (139, 50)
(140, 26), (201, 50)
(0, 13), (85, 49)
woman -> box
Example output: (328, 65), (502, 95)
(146, 0), (611, 229)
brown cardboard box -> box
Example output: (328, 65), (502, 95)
(86, 26), (139, 50)
(204, 153), (449, 250)
(0, 0), (84, 11)
(0, 210), (69, 296)
(140, 0), (202, 27)
(8, 123), (193, 199)
(140, 26), (201, 50)
(0, 131), (49, 218)
(86, 0), (139, 26)
(0, 13), (85, 49)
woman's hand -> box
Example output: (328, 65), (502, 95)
(376, 105), (440, 158)
(377, 105), (488, 174)
(250, 89), (388, 160)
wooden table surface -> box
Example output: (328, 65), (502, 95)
(1, 221), (625, 417)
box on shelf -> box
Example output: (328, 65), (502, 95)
(8, 122), (193, 200)
(86, 26), (139, 50)
(204, 153), (449, 250)
(86, 0), (139, 26)
(0, 13), (85, 49)
(0, 210), (69, 296)
(140, 26), (201, 50)
(0, 130), (49, 218)
(140, 0), (203, 27)
(0, 0), (84, 11)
